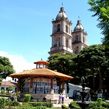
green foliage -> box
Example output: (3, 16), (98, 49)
(24, 94), (31, 102)
(22, 102), (30, 106)
(8, 86), (13, 91)
(20, 79), (25, 92)
(97, 98), (102, 108)
(1, 90), (4, 94)
(0, 78), (2, 82)
(102, 102), (109, 108)
(88, 0), (109, 47)
(88, 98), (108, 109)
(48, 53), (77, 91)
(0, 97), (6, 109)
(76, 44), (109, 91)
(62, 104), (69, 109)
(11, 101), (21, 106)
(28, 102), (53, 108)
(0, 56), (15, 78)
(70, 101), (81, 108)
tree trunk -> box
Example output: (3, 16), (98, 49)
(93, 76), (95, 89)
(98, 71), (103, 93)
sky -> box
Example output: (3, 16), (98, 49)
(0, 0), (103, 77)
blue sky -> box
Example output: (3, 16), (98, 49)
(0, 0), (103, 73)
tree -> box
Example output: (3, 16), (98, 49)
(48, 53), (76, 76)
(8, 86), (13, 92)
(88, 0), (109, 47)
(0, 56), (15, 79)
(47, 53), (77, 93)
(76, 44), (109, 92)
(0, 78), (2, 86)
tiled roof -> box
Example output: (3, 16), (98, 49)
(34, 59), (50, 65)
(1, 81), (17, 86)
(9, 68), (73, 80)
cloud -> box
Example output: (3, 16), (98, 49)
(0, 51), (35, 73)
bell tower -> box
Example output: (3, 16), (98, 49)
(49, 7), (73, 55)
(72, 20), (87, 54)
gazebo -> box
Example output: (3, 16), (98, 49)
(9, 59), (73, 102)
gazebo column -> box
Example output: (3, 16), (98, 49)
(50, 78), (54, 94)
(29, 77), (33, 93)
(59, 80), (61, 94)
(62, 81), (65, 94)
(18, 78), (21, 91)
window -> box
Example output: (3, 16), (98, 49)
(83, 37), (85, 43)
(66, 25), (68, 32)
(76, 35), (78, 41)
(56, 37), (60, 46)
(66, 38), (68, 47)
(57, 24), (60, 32)
(75, 46), (79, 54)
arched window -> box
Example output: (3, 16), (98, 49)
(83, 37), (85, 43)
(57, 24), (60, 32)
(75, 46), (79, 54)
(76, 35), (78, 41)
(56, 37), (60, 46)
(66, 25), (68, 32)
(66, 38), (69, 47)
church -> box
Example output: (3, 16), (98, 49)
(49, 7), (87, 55)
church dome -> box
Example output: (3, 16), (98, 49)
(56, 7), (68, 20)
(74, 20), (84, 32)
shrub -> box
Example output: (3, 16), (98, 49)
(0, 97), (6, 109)
(70, 101), (81, 108)
(22, 102), (30, 107)
(6, 98), (13, 107)
(97, 98), (102, 109)
(1, 90), (4, 94)
(8, 86), (13, 91)
(28, 102), (53, 108)
(11, 101), (21, 106)
(87, 102), (97, 109)
(62, 104), (69, 109)
(102, 102), (109, 108)
(24, 94), (31, 102)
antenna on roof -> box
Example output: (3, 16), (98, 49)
(78, 16), (80, 20)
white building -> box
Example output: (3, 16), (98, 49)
(0, 81), (17, 93)
(49, 7), (87, 55)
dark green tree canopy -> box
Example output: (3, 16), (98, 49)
(47, 53), (76, 76)
(76, 44), (109, 91)
(0, 56), (14, 78)
(88, 0), (109, 47)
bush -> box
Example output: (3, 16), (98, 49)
(22, 102), (30, 107)
(62, 104), (69, 109)
(8, 86), (13, 91)
(88, 99), (107, 109)
(102, 102), (109, 108)
(0, 97), (6, 109)
(88, 102), (97, 109)
(1, 90), (4, 94)
(28, 102), (53, 108)
(70, 101), (81, 109)
(11, 101), (21, 106)
(24, 94), (31, 102)
(97, 98), (102, 108)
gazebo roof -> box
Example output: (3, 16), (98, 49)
(9, 68), (73, 80)
(34, 59), (50, 65)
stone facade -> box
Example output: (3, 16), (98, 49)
(49, 7), (87, 55)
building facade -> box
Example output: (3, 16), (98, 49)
(49, 7), (87, 55)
